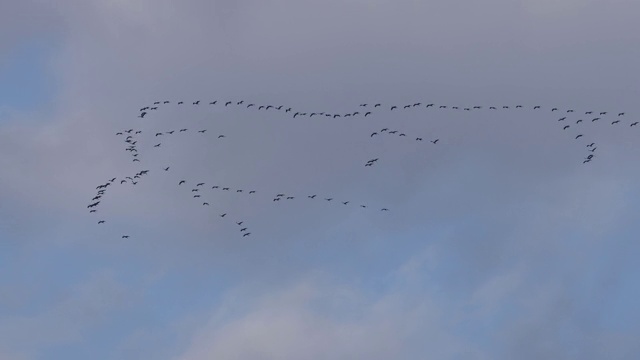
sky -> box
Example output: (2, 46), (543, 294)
(1, 0), (640, 359)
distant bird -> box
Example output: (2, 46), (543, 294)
(240, 228), (248, 232)
(166, 131), (175, 134)
(164, 167), (170, 171)
(612, 120), (620, 124)
(552, 108), (558, 111)
(342, 201), (349, 205)
(277, 194), (285, 197)
(586, 111), (592, 114)
(193, 101), (200, 105)
(203, 202), (209, 206)
(198, 130), (206, 133)
(223, 187), (230, 191)
(325, 198), (333, 201)
(154, 143), (161, 147)
(416, 137), (423, 141)
(431, 139), (439, 144)
(576, 120), (583, 123)
(197, 183), (205, 186)
(116, 132), (123, 135)
(193, 195), (200, 198)
(558, 117), (566, 121)
(390, 106), (397, 110)
(225, 101), (232, 106)
(212, 186), (219, 189)
(374, 103), (381, 107)
(631, 122), (639, 126)
(360, 205), (366, 208)
(218, 135), (225, 138)
(179, 180), (186, 185)
(618, 113), (625, 116)
(534, 106), (541, 109)
(210, 101), (217, 105)
(567, 109), (574, 113)
(180, 129), (188, 132)
(90, 210), (96, 213)
(191, 189), (199, 192)
(249, 191), (256, 194)
(242, 233), (251, 237)
(575, 134), (583, 139)
(237, 190), (243, 193)
(286, 196), (294, 199)
(563, 125), (570, 130)
(220, 213), (226, 217)
(371, 132), (378, 137)
(138, 112), (147, 118)
(600, 112), (607, 115)
(247, 104), (255, 108)
(133, 159), (140, 162)
(381, 208), (389, 211)
(122, 235), (129, 239)
(237, 221), (243, 225)
(308, 195), (317, 199)
(98, 220), (105, 224)
(589, 147), (597, 152)
(592, 118), (600, 122)
(178, 101), (183, 104)
(587, 143), (595, 147)
(399, 133), (406, 137)
(365, 112), (372, 117)
(155, 132), (163, 136)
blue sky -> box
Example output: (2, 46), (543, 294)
(1, 1), (640, 359)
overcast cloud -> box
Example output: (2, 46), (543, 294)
(1, 1), (639, 359)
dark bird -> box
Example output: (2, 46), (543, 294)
(90, 210), (96, 213)
(440, 105), (447, 108)
(210, 101), (217, 105)
(575, 134), (583, 139)
(242, 233), (251, 237)
(552, 108), (558, 111)
(631, 122), (639, 126)
(198, 130), (206, 133)
(220, 213), (226, 217)
(431, 139), (439, 144)
(360, 205), (367, 208)
(534, 106), (541, 109)
(197, 183), (205, 186)
(237, 221), (243, 225)
(381, 128), (388, 132)
(381, 208), (389, 211)
(154, 101), (160, 105)
(371, 132), (378, 137)
(503, 106), (509, 109)
(240, 228), (248, 232)
(618, 113), (625, 116)
(390, 105), (398, 111)
(133, 159), (140, 162)
(164, 101), (169, 104)
(388, 130), (398, 134)
(178, 101), (183, 104)
(154, 143), (161, 147)
(587, 143), (595, 147)
(193, 195), (200, 198)
(589, 147), (597, 152)
(586, 111), (592, 114)
(277, 194), (285, 197)
(225, 101), (232, 106)
(164, 167), (170, 171)
(600, 112), (607, 115)
(374, 104), (381, 107)
(116, 132), (123, 135)
(155, 133), (163, 136)
(399, 133), (406, 137)
(109, 177), (116, 182)
(218, 135), (225, 138)
(135, 131), (142, 134)
(122, 235), (129, 239)
(592, 118), (600, 122)
(273, 198), (280, 201)
(237, 190), (243, 193)
(212, 186), (219, 189)
(259, 106), (265, 110)
(247, 104), (255, 108)
(416, 137), (423, 141)
(193, 101), (200, 105)
(249, 191), (256, 194)
(563, 125), (570, 130)
(567, 109), (574, 112)
(138, 112), (147, 118)
(576, 120), (583, 123)
(166, 131), (175, 134)
(333, 114), (340, 118)
(286, 196), (294, 199)
(180, 129), (188, 132)
(612, 120), (620, 124)
(365, 112), (372, 117)
(325, 198), (333, 201)
(307, 195), (317, 199)
(237, 100), (244, 105)
(179, 180), (186, 185)
(342, 201), (349, 205)
(203, 202), (209, 206)
(285, 108), (292, 112)
(558, 117), (566, 121)
(98, 220), (105, 224)
(222, 187), (230, 191)
(192, 189), (199, 192)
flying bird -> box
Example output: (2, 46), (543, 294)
(237, 221), (243, 225)
(308, 195), (317, 199)
(242, 233), (251, 237)
(220, 213), (227, 217)
(240, 228), (248, 232)
(203, 202), (209, 206)
(198, 130), (206, 133)
(179, 180), (186, 185)
(575, 134), (583, 139)
(218, 135), (225, 138)
(98, 220), (105, 224)
(618, 113), (625, 116)
(431, 139), (439, 144)
(631, 122), (639, 126)
(164, 167), (170, 171)
(390, 106), (397, 110)
(371, 132), (377, 137)
(365, 112), (372, 117)
(122, 235), (129, 239)
(193, 101), (200, 105)
(563, 125), (570, 130)
(612, 120), (620, 124)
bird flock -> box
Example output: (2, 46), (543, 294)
(90, 98), (636, 239)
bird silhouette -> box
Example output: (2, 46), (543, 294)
(98, 220), (105, 224)
(375, 104), (381, 107)
(164, 167), (170, 171)
(223, 187), (230, 191)
(631, 122), (639, 126)
(431, 139), (439, 144)
(365, 112), (372, 117)
(179, 180), (186, 185)
(122, 235), (129, 239)
(198, 130), (206, 133)
(193, 101), (200, 105)
(193, 195), (200, 198)
(371, 132), (378, 137)
(576, 120), (583, 123)
(308, 195), (317, 199)
(240, 228), (248, 232)
(381, 208), (389, 211)
(342, 201), (349, 205)
(220, 213), (226, 217)
(242, 233), (251, 237)
(325, 198), (333, 201)
(416, 138), (423, 141)
(612, 120), (620, 124)
(249, 191), (256, 194)
(237, 221), (243, 225)
(218, 135), (225, 138)
(390, 106), (397, 110)
(563, 125), (570, 130)
(575, 134), (583, 139)
(203, 202), (209, 206)
(618, 113), (625, 116)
